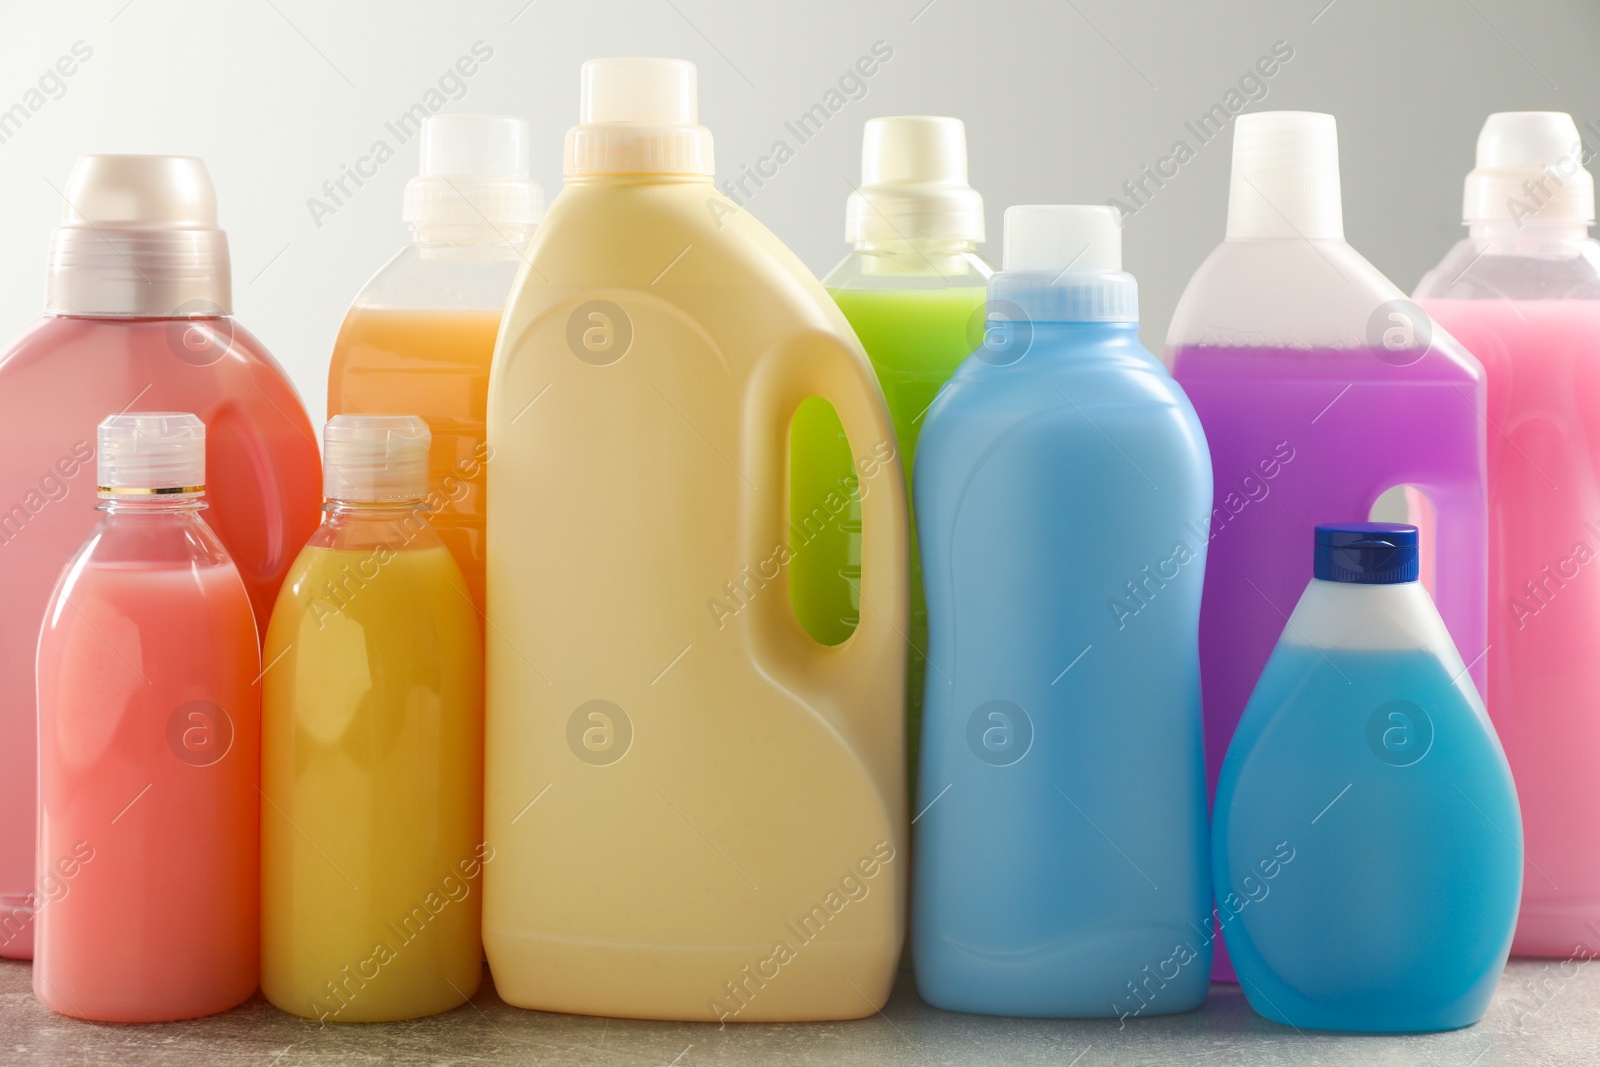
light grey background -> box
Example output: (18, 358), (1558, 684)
(1, 0), (1597, 422)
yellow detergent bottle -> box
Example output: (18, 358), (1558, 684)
(261, 416), (485, 1022)
(484, 57), (909, 1023)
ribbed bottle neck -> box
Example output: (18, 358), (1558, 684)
(988, 269), (1139, 324)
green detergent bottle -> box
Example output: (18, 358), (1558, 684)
(790, 116), (991, 791)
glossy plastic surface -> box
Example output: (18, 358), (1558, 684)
(34, 501), (260, 1021)
(1416, 223), (1600, 956)
(261, 503), (484, 1022)
(0, 315), (319, 960)
(485, 175), (909, 1021)
(1214, 578), (1520, 1032)
(913, 317), (1213, 1017)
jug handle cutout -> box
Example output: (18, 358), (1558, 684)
(745, 331), (910, 700)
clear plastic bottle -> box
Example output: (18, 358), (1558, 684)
(262, 415), (484, 1022)
(327, 115), (543, 612)
(791, 116), (990, 792)
(35, 413), (260, 1022)
(1415, 111), (1600, 957)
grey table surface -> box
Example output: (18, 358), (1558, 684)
(2, 957), (1594, 1066)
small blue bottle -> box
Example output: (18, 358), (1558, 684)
(1214, 523), (1521, 1032)
(912, 205), (1213, 1018)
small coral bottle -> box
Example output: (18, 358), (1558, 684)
(261, 415), (484, 1022)
(34, 412), (261, 1022)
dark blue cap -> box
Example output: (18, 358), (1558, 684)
(1313, 523), (1419, 584)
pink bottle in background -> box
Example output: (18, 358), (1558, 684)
(34, 413), (260, 1022)
(1168, 112), (1488, 979)
(1416, 111), (1600, 957)
(0, 156), (320, 960)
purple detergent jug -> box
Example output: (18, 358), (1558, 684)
(1168, 111), (1488, 980)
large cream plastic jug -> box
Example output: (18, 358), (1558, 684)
(483, 58), (909, 1022)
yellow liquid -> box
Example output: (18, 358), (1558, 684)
(328, 308), (501, 612)
(260, 541), (484, 1022)
(485, 177), (910, 1021)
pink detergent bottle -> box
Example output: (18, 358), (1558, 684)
(34, 413), (260, 1022)
(0, 156), (320, 960)
(1169, 112), (1488, 979)
(1416, 111), (1600, 957)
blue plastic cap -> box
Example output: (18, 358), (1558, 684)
(1313, 523), (1419, 584)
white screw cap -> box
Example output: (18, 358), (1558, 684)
(1226, 111), (1344, 241)
(1002, 205), (1121, 272)
(1464, 111), (1594, 224)
(993, 205), (1137, 322)
(564, 58), (713, 176)
(97, 412), (206, 495)
(404, 114), (543, 229)
(323, 415), (431, 504)
(846, 116), (984, 244)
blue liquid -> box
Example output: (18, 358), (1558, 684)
(1214, 643), (1521, 1032)
(912, 319), (1213, 1017)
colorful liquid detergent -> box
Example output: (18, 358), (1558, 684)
(789, 117), (989, 793)
(327, 115), (541, 613)
(34, 414), (261, 1022)
(484, 58), (909, 1022)
(913, 206), (1212, 1017)
(0, 156), (320, 960)
(262, 416), (484, 1023)
(1415, 111), (1600, 957)
(1215, 524), (1520, 1032)
(1168, 113), (1487, 979)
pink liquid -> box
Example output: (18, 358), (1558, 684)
(1172, 343), (1487, 979)
(1419, 298), (1600, 956)
(35, 553), (260, 1022)
(0, 316), (319, 959)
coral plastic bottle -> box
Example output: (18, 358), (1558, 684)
(485, 59), (909, 1022)
(35, 413), (261, 1022)
(262, 416), (484, 1022)
(914, 207), (1212, 1017)
(1168, 113), (1488, 979)
(0, 156), (320, 960)
(327, 115), (542, 613)
(1215, 524), (1520, 1032)
(1416, 111), (1600, 957)
(791, 116), (990, 794)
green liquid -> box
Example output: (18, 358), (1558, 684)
(789, 285), (987, 788)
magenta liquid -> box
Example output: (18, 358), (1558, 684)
(1173, 343), (1488, 977)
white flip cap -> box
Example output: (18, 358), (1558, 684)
(47, 155), (232, 317)
(97, 412), (206, 496)
(992, 205), (1137, 322)
(404, 114), (543, 230)
(1464, 111), (1594, 225)
(564, 58), (713, 176)
(1226, 111), (1343, 240)
(323, 415), (431, 504)
(846, 116), (984, 245)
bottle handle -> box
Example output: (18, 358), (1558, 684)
(745, 330), (909, 702)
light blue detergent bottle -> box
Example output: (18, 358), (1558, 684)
(1214, 523), (1521, 1032)
(913, 205), (1213, 1017)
